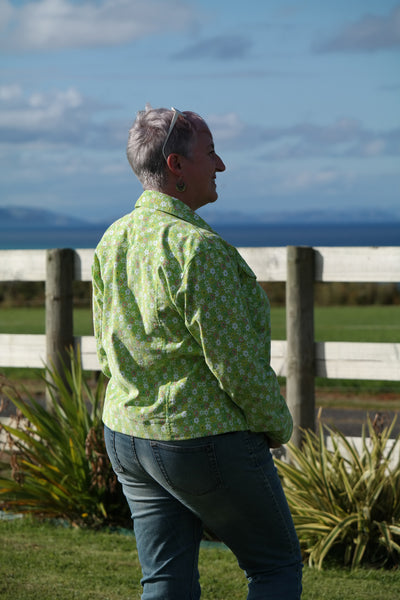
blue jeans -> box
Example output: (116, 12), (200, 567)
(104, 426), (302, 599)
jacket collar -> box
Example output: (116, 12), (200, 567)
(135, 190), (217, 235)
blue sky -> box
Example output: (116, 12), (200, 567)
(0, 0), (399, 225)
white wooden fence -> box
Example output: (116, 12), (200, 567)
(0, 246), (399, 447)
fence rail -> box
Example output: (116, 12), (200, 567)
(1, 246), (399, 446)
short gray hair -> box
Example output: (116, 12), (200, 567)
(126, 106), (199, 189)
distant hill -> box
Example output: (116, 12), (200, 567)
(1, 204), (399, 231)
(200, 206), (400, 226)
(0, 206), (90, 229)
(1, 205), (400, 250)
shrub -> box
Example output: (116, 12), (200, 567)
(276, 418), (400, 570)
(0, 348), (130, 528)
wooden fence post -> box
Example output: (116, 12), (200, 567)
(45, 249), (74, 408)
(286, 246), (315, 447)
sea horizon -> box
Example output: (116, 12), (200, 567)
(1, 221), (399, 250)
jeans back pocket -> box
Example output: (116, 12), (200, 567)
(150, 440), (222, 496)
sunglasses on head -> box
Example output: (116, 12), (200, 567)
(162, 107), (185, 162)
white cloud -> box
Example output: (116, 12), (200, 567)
(314, 5), (400, 53)
(2, 89), (399, 163)
(363, 139), (386, 157)
(280, 168), (343, 193)
(0, 83), (22, 101)
(173, 33), (252, 60)
(0, 84), (126, 147)
(206, 112), (400, 159)
(0, 85), (85, 139)
(0, 0), (197, 51)
(207, 112), (247, 142)
(258, 118), (400, 160)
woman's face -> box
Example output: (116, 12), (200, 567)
(181, 122), (226, 211)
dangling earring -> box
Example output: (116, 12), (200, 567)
(176, 179), (186, 193)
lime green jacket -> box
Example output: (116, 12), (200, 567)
(92, 190), (293, 443)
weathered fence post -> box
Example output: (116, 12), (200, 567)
(45, 249), (75, 408)
(286, 246), (315, 447)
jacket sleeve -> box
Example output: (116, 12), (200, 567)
(92, 252), (112, 379)
(173, 241), (293, 444)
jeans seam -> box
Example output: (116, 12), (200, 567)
(105, 426), (125, 473)
(248, 432), (300, 560)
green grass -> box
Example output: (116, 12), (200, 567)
(1, 305), (400, 400)
(272, 304), (400, 402)
(1, 305), (399, 342)
(270, 305), (400, 343)
(1, 518), (399, 600)
(0, 308), (93, 384)
(0, 305), (400, 404)
(0, 307), (93, 336)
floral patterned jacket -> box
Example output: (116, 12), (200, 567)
(92, 190), (293, 443)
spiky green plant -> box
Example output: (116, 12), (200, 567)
(0, 347), (130, 528)
(276, 417), (400, 570)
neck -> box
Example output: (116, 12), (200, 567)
(150, 183), (199, 212)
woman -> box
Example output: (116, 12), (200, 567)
(92, 106), (302, 599)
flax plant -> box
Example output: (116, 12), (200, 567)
(276, 417), (400, 570)
(0, 348), (129, 528)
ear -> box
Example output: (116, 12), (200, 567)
(166, 153), (184, 177)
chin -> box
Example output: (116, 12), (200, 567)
(209, 190), (219, 203)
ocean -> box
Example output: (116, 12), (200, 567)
(0, 222), (399, 250)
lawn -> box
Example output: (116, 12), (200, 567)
(0, 307), (93, 336)
(1, 305), (400, 342)
(272, 305), (400, 343)
(1, 518), (399, 600)
(1, 305), (400, 403)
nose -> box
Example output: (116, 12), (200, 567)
(215, 153), (226, 172)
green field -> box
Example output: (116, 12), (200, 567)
(0, 307), (93, 336)
(1, 305), (399, 342)
(1, 518), (399, 600)
(273, 305), (400, 343)
(1, 305), (399, 402)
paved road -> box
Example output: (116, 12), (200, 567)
(318, 407), (400, 437)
